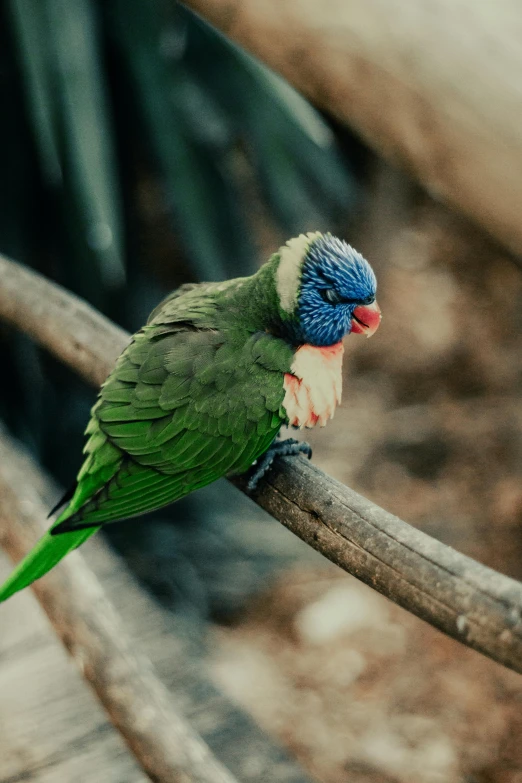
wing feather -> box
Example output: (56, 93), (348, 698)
(57, 326), (294, 531)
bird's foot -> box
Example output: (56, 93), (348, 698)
(247, 438), (312, 491)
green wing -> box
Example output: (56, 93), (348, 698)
(0, 317), (293, 601)
(54, 325), (293, 530)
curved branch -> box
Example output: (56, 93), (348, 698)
(0, 252), (129, 385)
(183, 0), (522, 258)
(232, 468), (522, 672)
(1, 254), (522, 675)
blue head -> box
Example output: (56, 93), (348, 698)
(275, 233), (380, 347)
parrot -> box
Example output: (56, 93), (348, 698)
(0, 232), (380, 602)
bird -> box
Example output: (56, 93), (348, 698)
(0, 232), (380, 602)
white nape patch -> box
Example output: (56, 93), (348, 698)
(283, 342), (343, 428)
(276, 231), (322, 314)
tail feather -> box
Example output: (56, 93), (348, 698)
(47, 484), (76, 519)
(0, 526), (99, 602)
(0, 415), (125, 602)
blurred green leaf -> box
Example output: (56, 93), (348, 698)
(8, 0), (61, 186)
(46, 0), (125, 290)
(181, 12), (357, 229)
(9, 0), (125, 298)
(109, 0), (255, 280)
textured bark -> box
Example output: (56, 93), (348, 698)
(0, 251), (128, 384)
(183, 0), (522, 257)
(1, 253), (522, 676)
(232, 466), (522, 673)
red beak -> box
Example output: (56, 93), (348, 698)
(350, 300), (381, 337)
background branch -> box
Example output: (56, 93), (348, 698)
(0, 422), (239, 783)
(1, 254), (522, 676)
(182, 0), (522, 258)
(0, 250), (128, 385)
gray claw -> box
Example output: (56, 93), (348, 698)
(247, 438), (312, 491)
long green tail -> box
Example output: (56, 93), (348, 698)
(0, 526), (99, 602)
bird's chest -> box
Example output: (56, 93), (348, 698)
(282, 342), (344, 428)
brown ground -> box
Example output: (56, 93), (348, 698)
(211, 570), (522, 783)
(209, 176), (522, 782)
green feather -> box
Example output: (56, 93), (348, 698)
(101, 381), (136, 403)
(138, 358), (168, 384)
(103, 420), (152, 438)
(98, 403), (165, 422)
(116, 366), (140, 383)
(0, 527), (99, 601)
(146, 412), (187, 445)
(134, 382), (161, 404)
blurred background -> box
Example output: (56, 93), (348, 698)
(2, 1), (522, 782)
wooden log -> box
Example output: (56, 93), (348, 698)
(0, 428), (239, 783)
(0, 550), (147, 783)
(183, 0), (522, 257)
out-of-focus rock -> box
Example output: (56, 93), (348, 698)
(294, 583), (391, 646)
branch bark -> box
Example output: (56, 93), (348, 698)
(0, 427), (239, 783)
(182, 0), (522, 258)
(1, 253), (522, 676)
(0, 250), (129, 384)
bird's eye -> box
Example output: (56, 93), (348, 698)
(321, 288), (342, 305)
(360, 295), (375, 306)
